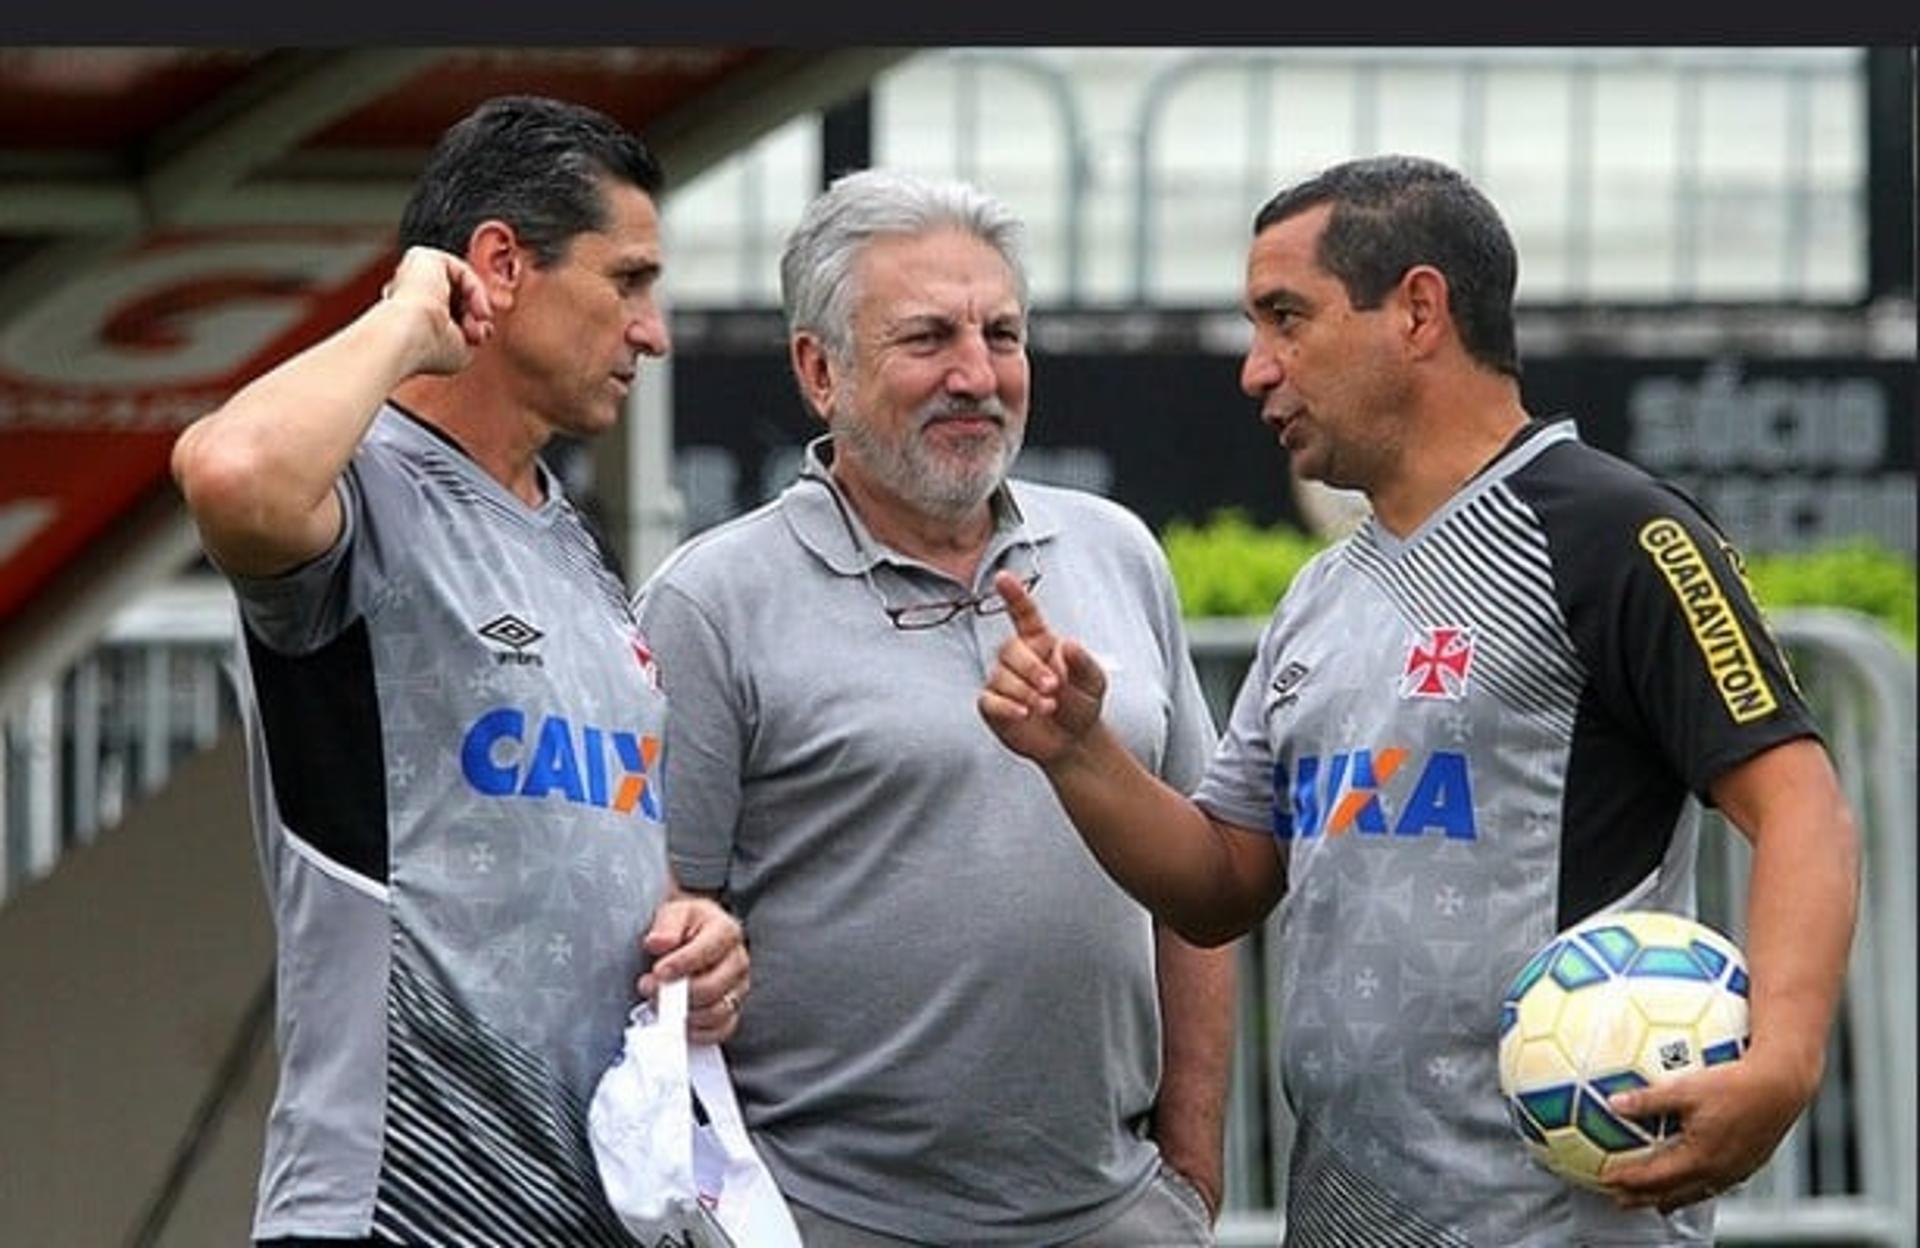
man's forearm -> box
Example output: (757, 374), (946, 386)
(173, 269), (461, 576)
(1044, 725), (1279, 945)
(1742, 808), (1859, 1093)
(1718, 738), (1861, 1097)
(1151, 925), (1238, 1218)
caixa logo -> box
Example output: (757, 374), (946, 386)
(1274, 747), (1476, 840)
(460, 708), (662, 821)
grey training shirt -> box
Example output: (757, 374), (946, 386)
(230, 406), (670, 1245)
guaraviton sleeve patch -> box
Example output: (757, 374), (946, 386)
(1637, 517), (1780, 724)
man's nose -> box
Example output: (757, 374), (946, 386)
(1240, 341), (1283, 398)
(630, 301), (670, 357)
(945, 328), (997, 396)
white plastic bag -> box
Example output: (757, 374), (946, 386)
(685, 1040), (805, 1247)
(589, 978), (802, 1248)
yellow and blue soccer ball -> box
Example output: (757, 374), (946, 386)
(1497, 909), (1750, 1190)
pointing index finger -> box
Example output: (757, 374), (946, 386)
(994, 568), (1050, 642)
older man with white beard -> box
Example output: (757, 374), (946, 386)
(632, 169), (1237, 1246)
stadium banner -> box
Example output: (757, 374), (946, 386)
(666, 347), (1915, 557)
(0, 229), (396, 622)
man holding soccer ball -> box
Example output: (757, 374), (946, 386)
(979, 155), (1860, 1245)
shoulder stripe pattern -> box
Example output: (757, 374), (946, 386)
(373, 959), (643, 1248)
(1286, 1143), (1476, 1247)
(417, 447), (635, 622)
(416, 454), (487, 506)
(554, 497), (638, 622)
(1345, 483), (1584, 736)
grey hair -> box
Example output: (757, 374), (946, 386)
(779, 168), (1029, 362)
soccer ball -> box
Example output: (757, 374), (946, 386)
(1497, 909), (1750, 1190)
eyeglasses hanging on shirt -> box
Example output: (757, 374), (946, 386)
(806, 474), (1043, 632)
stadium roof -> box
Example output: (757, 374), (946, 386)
(0, 46), (908, 714)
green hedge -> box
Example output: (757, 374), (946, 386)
(1161, 510), (1916, 649)
(1742, 540), (1916, 648)
(1161, 510), (1328, 619)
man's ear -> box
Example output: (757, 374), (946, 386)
(790, 333), (840, 424)
(468, 219), (525, 310)
(1399, 264), (1452, 360)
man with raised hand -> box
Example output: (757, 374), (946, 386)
(634, 168), (1235, 1246)
(979, 154), (1858, 1247)
(172, 95), (746, 1247)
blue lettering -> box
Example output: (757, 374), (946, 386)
(1285, 747), (1479, 842)
(459, 707), (662, 822)
(583, 726), (608, 807)
(1291, 754), (1323, 839)
(1345, 749), (1391, 836)
(1393, 751), (1477, 840)
(460, 707), (523, 795)
(520, 715), (587, 802)
(1271, 760), (1294, 839)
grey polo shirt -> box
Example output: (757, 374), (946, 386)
(633, 436), (1216, 1244)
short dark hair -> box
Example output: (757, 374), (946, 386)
(1254, 155), (1521, 379)
(398, 95), (664, 267)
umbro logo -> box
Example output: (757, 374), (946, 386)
(479, 613), (545, 667)
(1270, 660), (1309, 708)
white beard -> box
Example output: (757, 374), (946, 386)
(834, 393), (1026, 522)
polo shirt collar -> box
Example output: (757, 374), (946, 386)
(781, 434), (1058, 579)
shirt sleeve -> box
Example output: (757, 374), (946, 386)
(632, 576), (749, 892)
(1574, 487), (1821, 800)
(1190, 609), (1285, 836)
(226, 455), (394, 656)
